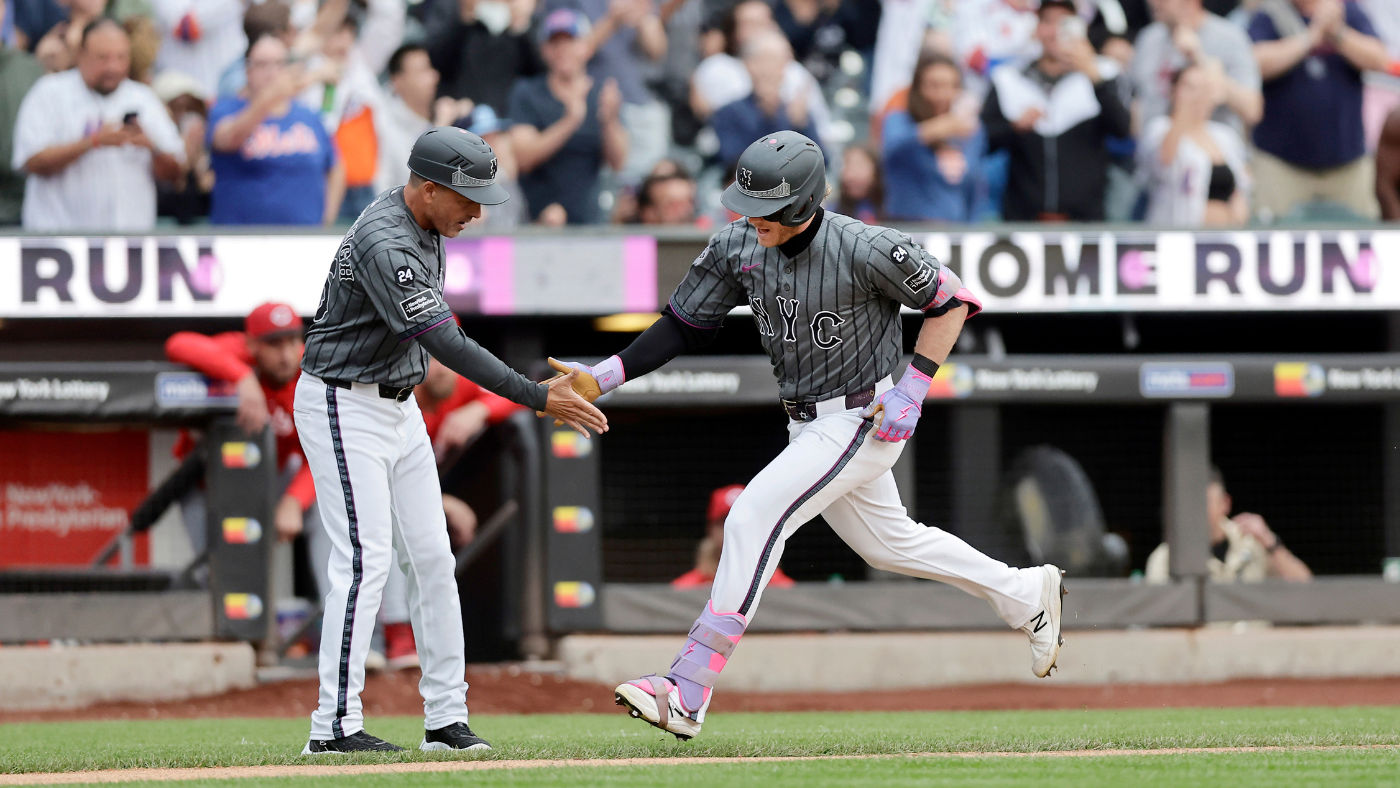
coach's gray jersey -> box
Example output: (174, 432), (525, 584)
(302, 188), (453, 388)
(670, 210), (963, 401)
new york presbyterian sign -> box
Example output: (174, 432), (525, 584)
(0, 228), (1391, 317)
(913, 229), (1390, 312)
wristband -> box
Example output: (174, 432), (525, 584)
(909, 353), (940, 378)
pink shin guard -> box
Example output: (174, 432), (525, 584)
(666, 602), (747, 712)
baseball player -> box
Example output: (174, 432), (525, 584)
(554, 131), (1066, 740)
(293, 127), (606, 754)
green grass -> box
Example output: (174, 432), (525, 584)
(3, 707), (1400, 775)
(41, 749), (1400, 788)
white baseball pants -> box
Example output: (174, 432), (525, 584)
(294, 375), (469, 739)
(712, 406), (1043, 627)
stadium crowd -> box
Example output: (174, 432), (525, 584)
(0, 0), (1398, 230)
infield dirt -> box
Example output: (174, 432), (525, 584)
(4, 668), (1400, 723)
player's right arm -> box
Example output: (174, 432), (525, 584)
(554, 231), (744, 396)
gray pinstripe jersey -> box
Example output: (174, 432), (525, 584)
(669, 211), (962, 401)
(302, 188), (453, 388)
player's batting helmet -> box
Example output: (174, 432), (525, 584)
(720, 131), (826, 226)
(407, 127), (510, 205)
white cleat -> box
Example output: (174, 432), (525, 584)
(1022, 565), (1067, 678)
(614, 676), (703, 741)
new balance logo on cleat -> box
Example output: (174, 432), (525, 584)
(1029, 611), (1048, 633)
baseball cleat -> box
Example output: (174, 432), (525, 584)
(614, 675), (702, 741)
(302, 730), (404, 754)
(420, 722), (492, 751)
(1022, 565), (1067, 678)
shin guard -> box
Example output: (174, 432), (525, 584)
(666, 602), (747, 714)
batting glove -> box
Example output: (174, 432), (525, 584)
(860, 366), (933, 442)
(551, 355), (625, 399)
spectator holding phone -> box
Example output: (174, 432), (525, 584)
(1130, 0), (1262, 136)
(12, 18), (184, 231)
(207, 34), (344, 224)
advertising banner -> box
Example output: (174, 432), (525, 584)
(915, 229), (1394, 313)
(0, 234), (658, 318)
(0, 430), (148, 567)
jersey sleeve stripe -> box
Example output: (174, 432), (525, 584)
(396, 312), (454, 342)
(668, 296), (725, 329)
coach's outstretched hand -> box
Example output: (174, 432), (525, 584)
(544, 371), (610, 437)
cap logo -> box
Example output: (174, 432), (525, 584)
(737, 168), (791, 199)
(451, 162), (495, 188)
(270, 305), (293, 326)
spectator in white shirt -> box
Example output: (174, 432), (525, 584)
(152, 0), (249, 98)
(1139, 64), (1249, 226)
(374, 43), (472, 193)
(12, 18), (185, 231)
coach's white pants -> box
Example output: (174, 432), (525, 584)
(294, 375), (469, 739)
(712, 409), (1043, 627)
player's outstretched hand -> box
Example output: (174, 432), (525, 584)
(539, 356), (626, 425)
(544, 370), (609, 437)
(860, 367), (933, 442)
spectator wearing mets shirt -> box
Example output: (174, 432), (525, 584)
(165, 303), (324, 585)
(207, 34), (344, 225)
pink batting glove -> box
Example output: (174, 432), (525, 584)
(860, 366), (932, 442)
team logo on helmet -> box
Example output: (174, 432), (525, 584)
(737, 166), (792, 199)
(451, 162), (495, 188)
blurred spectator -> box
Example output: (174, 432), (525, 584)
(1378, 105), (1400, 220)
(33, 0), (105, 74)
(881, 51), (985, 222)
(981, 0), (1130, 222)
(1131, 0), (1262, 137)
(154, 69), (214, 223)
(536, 201), (568, 224)
(124, 13), (161, 83)
(509, 8), (627, 224)
(1249, 0), (1388, 220)
(375, 43), (446, 193)
(1138, 64), (1249, 226)
(1144, 467), (1312, 584)
(635, 161), (696, 223)
(12, 19), (184, 231)
(711, 30), (821, 169)
(299, 0), (403, 219)
(0, 0), (44, 226)
(950, 0), (1038, 99)
(1358, 0), (1400, 58)
(674, 485), (796, 590)
(690, 0), (832, 147)
(771, 0), (880, 71)
(833, 143), (881, 223)
(456, 103), (529, 227)
(13, 0), (69, 54)
(425, 0), (541, 115)
(151, 0), (247, 98)
(553, 0), (669, 181)
(868, 0), (954, 118)
(1088, 0), (1150, 67)
(216, 0), (293, 98)
(208, 34), (343, 224)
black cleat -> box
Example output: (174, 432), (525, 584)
(421, 722), (493, 751)
(302, 730), (405, 754)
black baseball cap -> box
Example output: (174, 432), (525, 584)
(406, 127), (510, 206)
